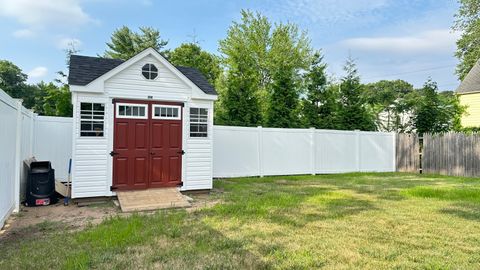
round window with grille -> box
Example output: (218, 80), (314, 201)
(142, 64), (158, 80)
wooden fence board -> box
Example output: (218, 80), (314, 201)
(396, 133), (420, 173)
(422, 133), (480, 177)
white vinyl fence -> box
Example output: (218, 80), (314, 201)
(213, 126), (396, 178)
(0, 89), (72, 229)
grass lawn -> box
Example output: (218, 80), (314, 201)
(2, 173), (480, 269)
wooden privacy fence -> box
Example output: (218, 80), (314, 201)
(396, 133), (420, 173)
(423, 133), (480, 177)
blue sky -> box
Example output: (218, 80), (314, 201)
(0, 0), (460, 89)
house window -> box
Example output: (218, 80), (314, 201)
(80, 103), (105, 137)
(142, 63), (158, 80)
(116, 103), (148, 119)
(190, 108), (208, 138)
(152, 105), (181, 120)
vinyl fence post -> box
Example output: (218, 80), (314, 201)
(355, 130), (361, 172)
(13, 100), (23, 212)
(258, 126), (264, 177)
(310, 127), (316, 175)
(392, 133), (397, 172)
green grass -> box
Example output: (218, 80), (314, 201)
(2, 173), (480, 269)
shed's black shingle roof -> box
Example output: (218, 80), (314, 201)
(68, 54), (217, 95)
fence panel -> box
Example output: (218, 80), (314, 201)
(0, 90), (20, 229)
(315, 130), (358, 173)
(396, 133), (420, 173)
(423, 133), (480, 177)
(212, 126), (260, 177)
(213, 126), (396, 178)
(359, 132), (396, 172)
(262, 128), (312, 176)
(34, 116), (73, 180)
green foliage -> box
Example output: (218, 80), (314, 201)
(0, 60), (28, 98)
(411, 80), (465, 134)
(266, 23), (311, 128)
(364, 80), (415, 132)
(105, 26), (168, 60)
(216, 10), (313, 127)
(216, 10), (270, 126)
(453, 0), (480, 80)
(166, 43), (220, 84)
(40, 82), (72, 117)
(300, 52), (341, 129)
(337, 58), (376, 131)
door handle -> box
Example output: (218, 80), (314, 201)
(150, 152), (156, 155)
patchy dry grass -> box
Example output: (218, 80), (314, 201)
(1, 173), (480, 269)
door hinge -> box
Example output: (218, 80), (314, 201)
(110, 151), (119, 156)
(177, 150), (185, 155)
(178, 181), (184, 187)
(110, 186), (118, 191)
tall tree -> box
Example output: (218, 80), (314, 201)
(300, 52), (340, 129)
(0, 60), (28, 97)
(167, 43), (220, 84)
(412, 79), (465, 134)
(337, 57), (376, 131)
(364, 80), (414, 132)
(216, 10), (270, 126)
(453, 0), (480, 79)
(105, 26), (168, 60)
(266, 23), (311, 128)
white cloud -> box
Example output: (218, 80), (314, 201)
(56, 37), (82, 50)
(27, 66), (48, 79)
(0, 0), (92, 33)
(12, 28), (36, 38)
(341, 29), (460, 54)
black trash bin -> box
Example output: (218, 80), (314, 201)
(25, 161), (58, 206)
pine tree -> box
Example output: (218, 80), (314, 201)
(337, 57), (376, 131)
(300, 52), (340, 129)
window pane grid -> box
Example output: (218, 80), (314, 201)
(80, 102), (105, 137)
(116, 104), (147, 119)
(152, 105), (181, 120)
(142, 64), (158, 80)
(190, 107), (208, 138)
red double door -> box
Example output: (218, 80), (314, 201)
(112, 100), (183, 190)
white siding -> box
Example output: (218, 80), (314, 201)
(105, 55), (192, 101)
(71, 94), (111, 198)
(183, 99), (214, 190)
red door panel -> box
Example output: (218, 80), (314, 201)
(149, 107), (183, 188)
(113, 100), (183, 190)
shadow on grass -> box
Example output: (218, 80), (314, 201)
(440, 203), (480, 221)
(0, 211), (269, 270)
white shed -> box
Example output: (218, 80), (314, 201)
(68, 48), (217, 198)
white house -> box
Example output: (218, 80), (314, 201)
(68, 48), (217, 198)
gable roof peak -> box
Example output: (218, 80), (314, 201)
(68, 49), (217, 95)
(457, 60), (480, 94)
